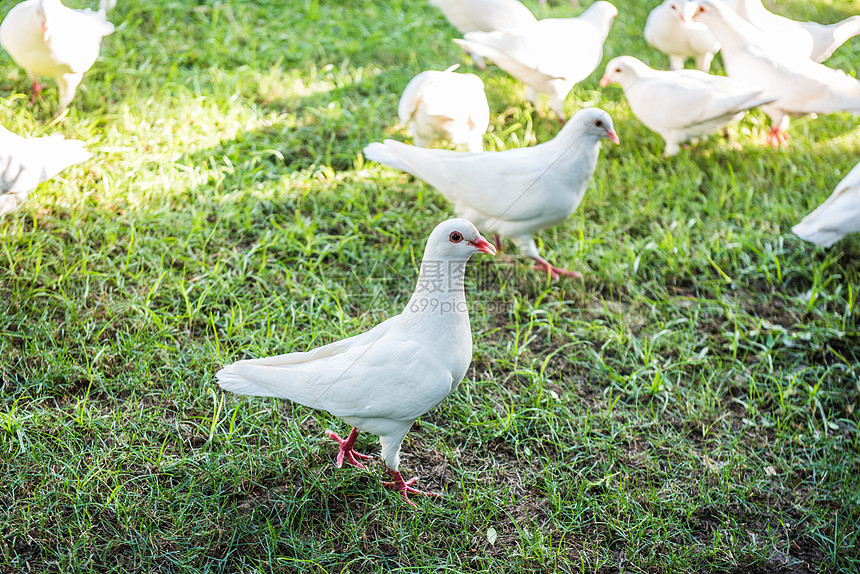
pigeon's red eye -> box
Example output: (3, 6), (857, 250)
(615, 68), (621, 73)
(449, 232), (463, 243)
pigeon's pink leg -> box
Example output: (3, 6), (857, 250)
(766, 126), (789, 148)
(492, 234), (503, 253)
(531, 256), (582, 280)
(29, 80), (44, 106)
(327, 428), (373, 469)
(382, 469), (440, 507)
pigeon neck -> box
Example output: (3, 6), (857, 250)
(736, 0), (767, 21)
(400, 257), (470, 326)
(702, 8), (759, 44)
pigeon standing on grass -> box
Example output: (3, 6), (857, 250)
(0, 0), (115, 112)
(0, 125), (91, 216)
(792, 161), (860, 247)
(453, 1), (617, 121)
(365, 107), (618, 279)
(217, 219), (496, 506)
(599, 56), (774, 156)
(398, 65), (490, 152)
(644, 0), (720, 72)
(429, 0), (537, 69)
(692, 0), (860, 148)
(730, 0), (860, 63)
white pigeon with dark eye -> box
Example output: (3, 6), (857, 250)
(0, 0), (115, 111)
(398, 65), (490, 152)
(600, 56), (773, 156)
(217, 218), (496, 506)
(730, 0), (860, 63)
(692, 0), (860, 148)
(453, 1), (617, 121)
(793, 161), (860, 247)
(365, 107), (618, 279)
(0, 125), (92, 216)
(644, 0), (720, 72)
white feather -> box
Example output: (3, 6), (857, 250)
(217, 218), (493, 475)
(731, 0), (860, 63)
(365, 107), (617, 271)
(0, 125), (91, 216)
(453, 1), (616, 120)
(793, 161), (860, 247)
(693, 0), (860, 144)
(601, 56), (774, 156)
(398, 67), (490, 152)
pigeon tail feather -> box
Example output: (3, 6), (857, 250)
(364, 141), (412, 173)
(791, 222), (842, 247)
(37, 135), (92, 180)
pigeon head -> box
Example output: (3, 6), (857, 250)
(691, 0), (729, 27)
(665, 0), (698, 23)
(600, 56), (647, 90)
(424, 218), (496, 262)
(567, 107), (620, 145)
(581, 2), (618, 36)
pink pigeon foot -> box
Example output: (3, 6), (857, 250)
(531, 256), (582, 280)
(29, 80), (44, 106)
(493, 234), (503, 253)
(327, 428), (373, 469)
(382, 469), (440, 507)
(766, 127), (789, 148)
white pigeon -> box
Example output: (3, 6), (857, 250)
(217, 218), (496, 506)
(644, 0), (720, 72)
(398, 65), (490, 152)
(429, 0), (536, 35)
(0, 125), (91, 216)
(365, 107), (618, 279)
(792, 160), (860, 247)
(730, 0), (860, 64)
(0, 0), (115, 112)
(453, 1), (617, 121)
(692, 0), (860, 148)
(429, 0), (537, 68)
(599, 56), (774, 156)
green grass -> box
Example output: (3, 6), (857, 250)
(1, 0), (859, 571)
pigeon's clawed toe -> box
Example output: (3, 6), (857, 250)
(765, 127), (789, 148)
(531, 257), (582, 280)
(382, 470), (441, 507)
(328, 428), (373, 469)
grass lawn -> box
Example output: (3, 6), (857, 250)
(1, 0), (859, 571)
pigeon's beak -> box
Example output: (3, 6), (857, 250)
(599, 75), (611, 88)
(469, 235), (496, 255)
(682, 2), (697, 22)
(606, 130), (620, 145)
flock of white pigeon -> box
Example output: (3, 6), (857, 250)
(0, 0), (858, 506)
